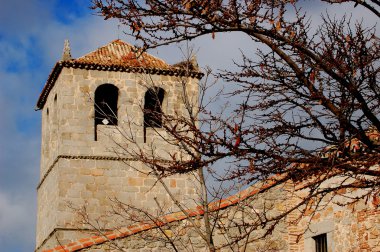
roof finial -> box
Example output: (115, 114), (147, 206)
(62, 39), (72, 61)
(190, 54), (199, 70)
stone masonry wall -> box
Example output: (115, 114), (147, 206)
(286, 185), (380, 252)
(39, 178), (380, 252)
(36, 67), (200, 250)
(79, 199), (379, 252)
(41, 182), (290, 252)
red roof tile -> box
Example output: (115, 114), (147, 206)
(73, 39), (170, 69)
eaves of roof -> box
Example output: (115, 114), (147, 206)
(35, 61), (203, 110)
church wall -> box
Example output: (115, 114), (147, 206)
(39, 78), (62, 178)
(54, 186), (379, 252)
(285, 184), (380, 252)
(36, 159), (197, 252)
(54, 67), (198, 157)
(36, 66), (200, 250)
(76, 184), (290, 252)
(36, 161), (59, 248)
(36, 159), (380, 252)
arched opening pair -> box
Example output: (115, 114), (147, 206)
(94, 84), (165, 141)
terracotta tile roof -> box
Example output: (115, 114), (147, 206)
(320, 128), (380, 159)
(74, 39), (170, 69)
(40, 178), (279, 252)
(35, 40), (203, 110)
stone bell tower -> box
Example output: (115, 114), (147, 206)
(35, 40), (202, 251)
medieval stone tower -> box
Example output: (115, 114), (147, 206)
(35, 40), (202, 251)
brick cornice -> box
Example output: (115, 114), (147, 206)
(35, 61), (204, 110)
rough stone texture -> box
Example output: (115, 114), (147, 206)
(36, 66), (200, 251)
(38, 173), (380, 252)
(285, 183), (380, 252)
(41, 183), (290, 252)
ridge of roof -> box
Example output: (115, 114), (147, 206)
(35, 40), (203, 110)
(40, 178), (279, 252)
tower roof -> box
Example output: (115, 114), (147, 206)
(36, 39), (203, 110)
(74, 39), (169, 68)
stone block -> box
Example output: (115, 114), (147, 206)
(94, 176), (108, 185)
(91, 169), (104, 176)
(90, 70), (108, 78)
(169, 179), (177, 188)
(125, 186), (139, 193)
(139, 186), (152, 193)
(144, 178), (156, 187)
(128, 177), (143, 187)
(66, 189), (81, 199)
(73, 68), (89, 76)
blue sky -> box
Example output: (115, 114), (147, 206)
(0, 1), (376, 251)
(0, 1), (121, 251)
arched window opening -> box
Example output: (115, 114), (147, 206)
(144, 87), (164, 128)
(94, 84), (119, 140)
(144, 87), (165, 142)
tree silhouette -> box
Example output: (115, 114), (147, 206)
(89, 0), (380, 251)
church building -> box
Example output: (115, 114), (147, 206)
(35, 39), (202, 251)
(35, 40), (380, 252)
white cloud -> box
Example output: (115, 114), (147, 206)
(35, 17), (119, 65)
(0, 191), (36, 249)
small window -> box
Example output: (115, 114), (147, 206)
(144, 87), (164, 128)
(94, 84), (118, 140)
(313, 233), (327, 252)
